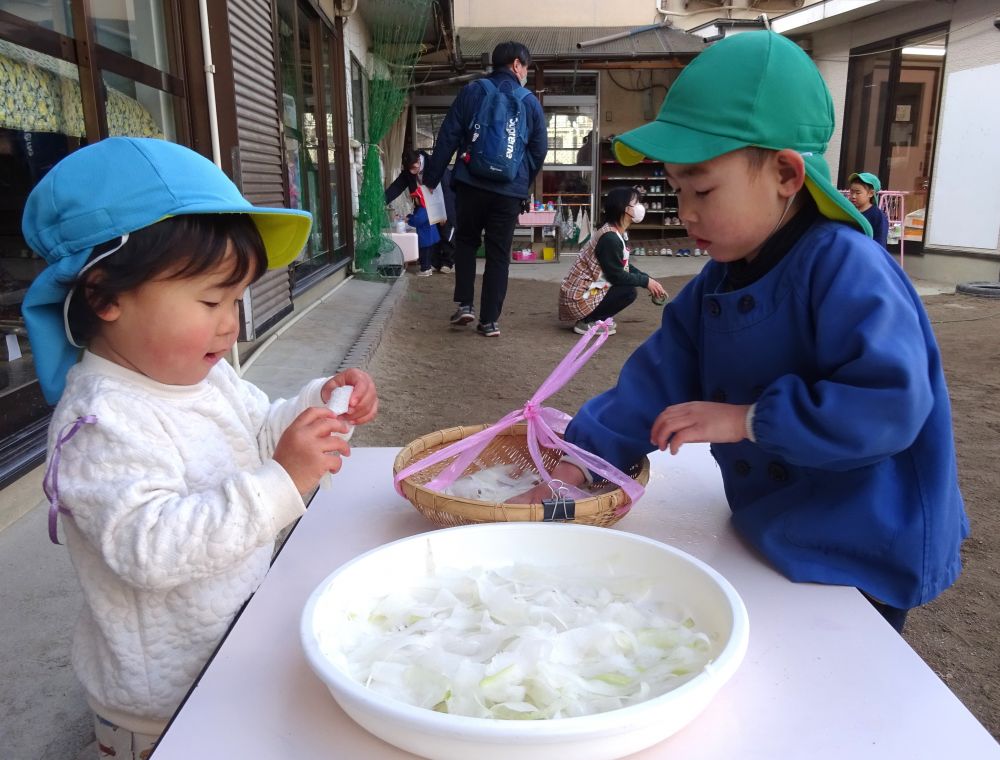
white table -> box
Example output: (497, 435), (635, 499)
(389, 231), (419, 263)
(151, 446), (998, 759)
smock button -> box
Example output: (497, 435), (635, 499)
(767, 462), (789, 482)
(738, 295), (756, 314)
(710, 388), (727, 403)
(734, 460), (751, 476)
(752, 385), (765, 400)
(707, 298), (722, 317)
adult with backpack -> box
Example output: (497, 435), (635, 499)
(423, 41), (547, 338)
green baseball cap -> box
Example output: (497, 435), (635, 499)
(848, 171), (881, 201)
(612, 31), (871, 237)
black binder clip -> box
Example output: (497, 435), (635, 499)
(542, 480), (576, 522)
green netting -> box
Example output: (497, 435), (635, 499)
(354, 0), (433, 274)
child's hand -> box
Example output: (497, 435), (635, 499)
(273, 408), (352, 494)
(322, 369), (378, 425)
(651, 402), (751, 455)
(648, 279), (667, 299)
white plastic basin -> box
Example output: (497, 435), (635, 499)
(301, 523), (749, 760)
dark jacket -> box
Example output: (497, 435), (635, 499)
(862, 204), (889, 249)
(384, 151), (455, 239)
(423, 69), (547, 200)
(594, 232), (650, 288)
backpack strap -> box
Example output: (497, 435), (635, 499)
(469, 78), (497, 129)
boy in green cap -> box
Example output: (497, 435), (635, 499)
(848, 171), (890, 248)
(514, 31), (967, 632)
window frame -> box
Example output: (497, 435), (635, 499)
(0, 0), (192, 487)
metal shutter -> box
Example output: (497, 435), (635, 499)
(228, 0), (293, 339)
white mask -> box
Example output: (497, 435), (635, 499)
(515, 60), (529, 87)
(628, 203), (646, 224)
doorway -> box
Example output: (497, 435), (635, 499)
(840, 26), (947, 253)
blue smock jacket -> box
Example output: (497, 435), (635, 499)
(407, 206), (440, 248)
(566, 220), (968, 609)
(422, 70), (547, 200)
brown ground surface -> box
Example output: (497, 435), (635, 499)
(355, 273), (1000, 740)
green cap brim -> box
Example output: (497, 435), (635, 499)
(805, 156), (871, 237)
(613, 120), (748, 167)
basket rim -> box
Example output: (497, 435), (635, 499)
(392, 423), (650, 517)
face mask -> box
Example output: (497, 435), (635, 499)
(628, 203), (646, 224)
(516, 61), (529, 87)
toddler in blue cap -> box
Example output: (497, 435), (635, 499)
(21, 137), (379, 757)
(514, 32), (966, 634)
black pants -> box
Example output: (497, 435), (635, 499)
(587, 284), (638, 322)
(432, 222), (455, 269)
(418, 244), (436, 272)
(452, 184), (522, 324)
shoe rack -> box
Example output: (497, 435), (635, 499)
(598, 139), (692, 255)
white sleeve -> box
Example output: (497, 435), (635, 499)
(219, 363), (327, 459)
(56, 392), (306, 591)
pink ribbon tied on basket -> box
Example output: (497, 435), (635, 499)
(393, 320), (645, 514)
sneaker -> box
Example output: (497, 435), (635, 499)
(476, 321), (500, 337)
(574, 319), (616, 335)
(449, 305), (475, 326)
(439, 265), (454, 274)
(417, 268), (433, 277)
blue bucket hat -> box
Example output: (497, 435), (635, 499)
(21, 137), (313, 404)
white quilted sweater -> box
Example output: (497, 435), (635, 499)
(49, 352), (323, 731)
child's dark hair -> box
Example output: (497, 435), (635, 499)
(402, 149), (422, 169)
(67, 213), (267, 344)
(602, 186), (642, 227)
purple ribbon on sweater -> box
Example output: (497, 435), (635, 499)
(393, 320), (644, 513)
(43, 415), (97, 545)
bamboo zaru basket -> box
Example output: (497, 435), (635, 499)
(392, 321), (650, 528)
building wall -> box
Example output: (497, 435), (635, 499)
(599, 68), (680, 137)
(804, 0), (1000, 282)
(454, 0), (662, 27)
(924, 0), (1000, 259)
(337, 10), (372, 217)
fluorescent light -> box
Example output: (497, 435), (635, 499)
(771, 0), (880, 34)
(902, 45), (946, 56)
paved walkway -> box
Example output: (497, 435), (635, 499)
(0, 254), (953, 760)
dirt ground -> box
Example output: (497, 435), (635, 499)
(355, 272), (1000, 740)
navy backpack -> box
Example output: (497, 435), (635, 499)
(465, 78), (532, 183)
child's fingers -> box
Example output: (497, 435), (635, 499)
(325, 452), (346, 476)
(322, 436), (351, 464)
(346, 398), (378, 425)
(295, 410), (351, 440)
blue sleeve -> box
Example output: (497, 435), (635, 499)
(565, 278), (706, 472)
(875, 209), (889, 249)
(423, 84), (476, 189)
(526, 95), (548, 185)
(753, 234), (934, 470)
